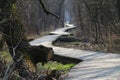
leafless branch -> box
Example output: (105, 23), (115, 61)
(3, 55), (23, 80)
(12, 39), (22, 56)
(14, 39), (22, 50)
(3, 38), (23, 80)
(38, 0), (60, 18)
(1, 32), (11, 39)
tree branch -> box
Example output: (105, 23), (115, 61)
(39, 0), (60, 18)
(3, 55), (23, 80)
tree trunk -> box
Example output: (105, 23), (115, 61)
(0, 0), (54, 79)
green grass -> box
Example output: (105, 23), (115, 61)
(0, 50), (76, 79)
(1, 50), (76, 73)
(37, 61), (76, 78)
(37, 61), (75, 71)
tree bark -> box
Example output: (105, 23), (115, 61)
(0, 0), (54, 79)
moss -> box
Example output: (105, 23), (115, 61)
(23, 53), (36, 72)
(11, 3), (19, 20)
(0, 50), (12, 63)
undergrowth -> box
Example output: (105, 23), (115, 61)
(0, 50), (76, 80)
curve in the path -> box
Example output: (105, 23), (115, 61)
(30, 24), (120, 80)
(30, 23), (76, 47)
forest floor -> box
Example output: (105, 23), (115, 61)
(54, 35), (120, 53)
(54, 36), (107, 52)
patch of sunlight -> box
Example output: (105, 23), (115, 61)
(37, 61), (75, 71)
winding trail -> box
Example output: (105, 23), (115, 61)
(30, 24), (120, 80)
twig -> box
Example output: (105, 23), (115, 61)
(3, 38), (23, 80)
(14, 39), (22, 50)
(1, 32), (11, 39)
(3, 55), (23, 80)
(12, 39), (22, 56)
